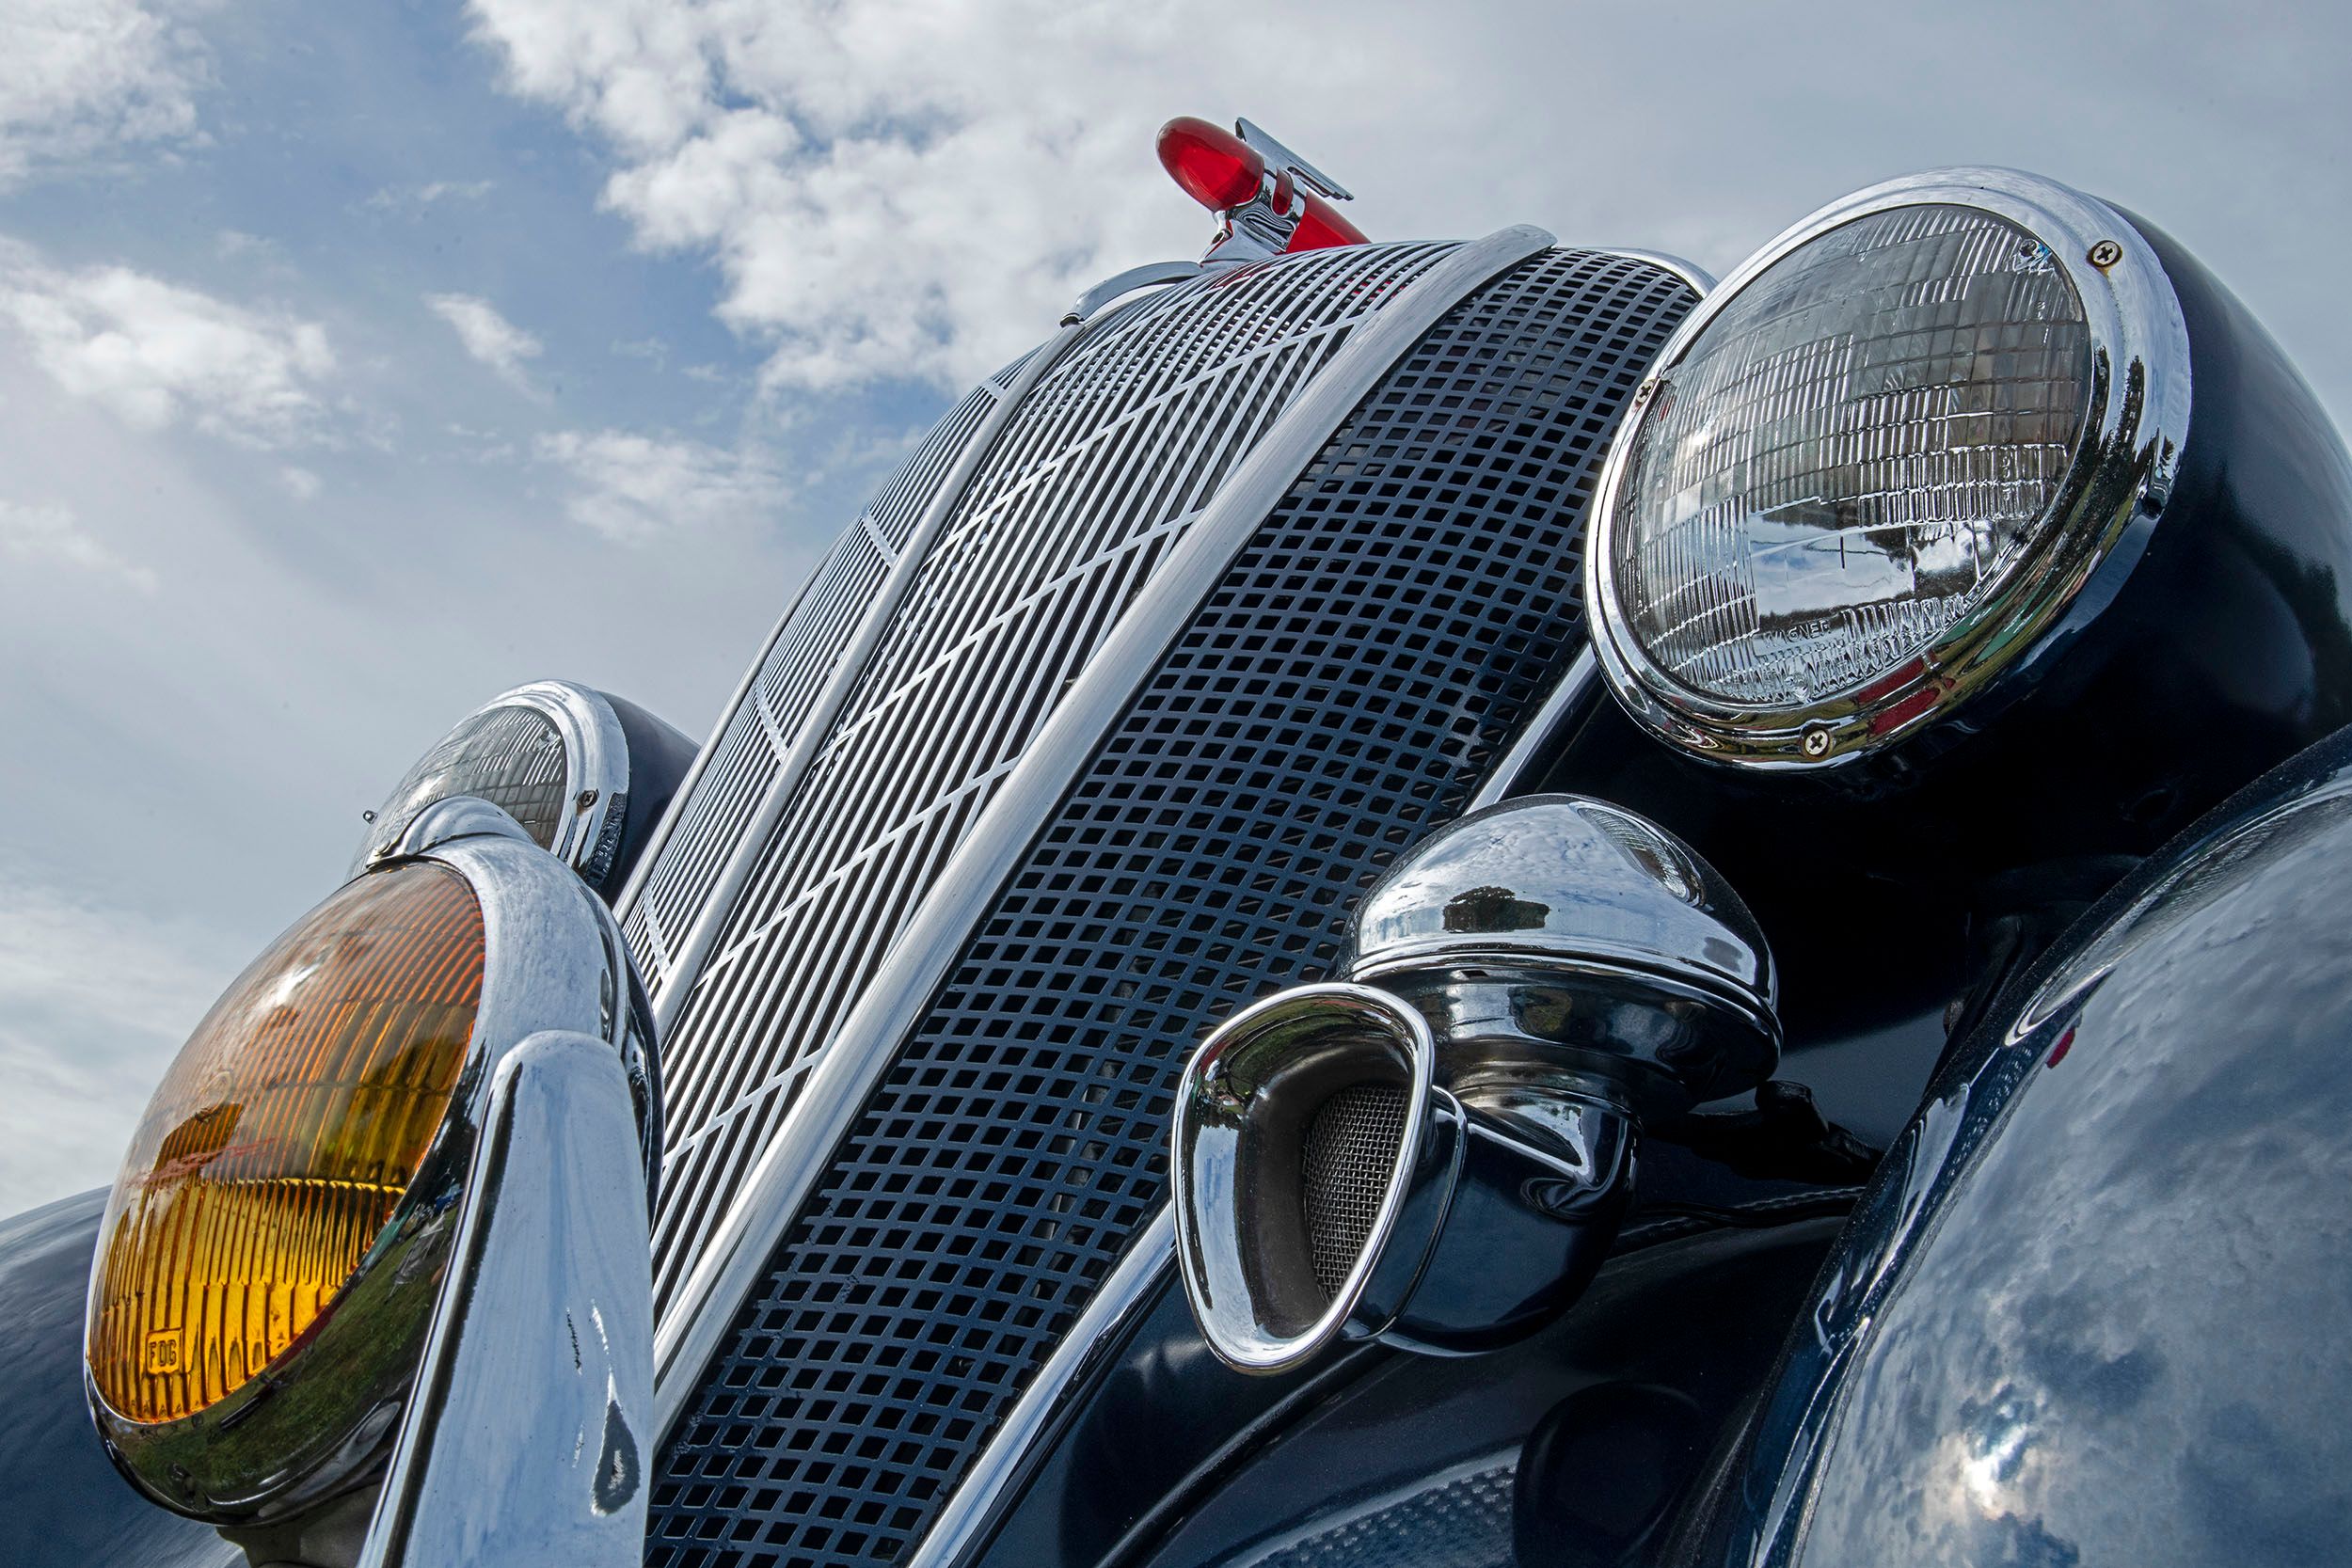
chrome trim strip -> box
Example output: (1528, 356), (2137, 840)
(1062, 260), (1206, 325)
(612, 580), (817, 922)
(358, 1030), (655, 1568)
(1469, 645), (1600, 810)
(641, 324), (1091, 1042)
(899, 1210), (1177, 1568)
(651, 224), (1556, 1428)
(1597, 246), (1715, 296)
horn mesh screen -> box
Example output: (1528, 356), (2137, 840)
(1303, 1084), (1411, 1297)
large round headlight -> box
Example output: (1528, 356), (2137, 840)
(1586, 168), (2190, 768)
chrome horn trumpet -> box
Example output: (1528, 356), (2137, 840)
(1171, 794), (1780, 1372)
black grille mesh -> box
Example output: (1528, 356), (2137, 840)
(644, 249), (1693, 1567)
(1303, 1084), (1411, 1297)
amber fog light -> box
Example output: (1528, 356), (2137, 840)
(86, 800), (657, 1528)
(87, 862), (482, 1425)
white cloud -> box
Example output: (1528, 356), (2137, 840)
(427, 291), (543, 387)
(0, 867), (234, 1212)
(467, 0), (1223, 391)
(536, 427), (785, 544)
(363, 178), (496, 214)
(0, 0), (211, 186)
(278, 465), (321, 501)
(0, 239), (336, 448)
(0, 497), (156, 592)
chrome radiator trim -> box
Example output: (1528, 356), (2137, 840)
(618, 356), (1037, 994)
(633, 331), (1085, 1020)
(641, 240), (1484, 1328)
(899, 1210), (1177, 1568)
(650, 224), (1555, 1424)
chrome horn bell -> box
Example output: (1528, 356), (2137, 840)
(1172, 795), (1780, 1372)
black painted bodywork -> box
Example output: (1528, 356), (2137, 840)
(4, 194), (2351, 1568)
(0, 1191), (234, 1568)
(1684, 720), (2352, 1568)
(599, 689), (699, 900)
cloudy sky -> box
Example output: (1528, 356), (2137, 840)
(1, 0), (2344, 1215)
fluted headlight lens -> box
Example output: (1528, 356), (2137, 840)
(363, 705), (569, 859)
(87, 863), (483, 1423)
(1613, 204), (2091, 706)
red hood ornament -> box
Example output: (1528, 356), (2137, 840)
(1156, 116), (1368, 264)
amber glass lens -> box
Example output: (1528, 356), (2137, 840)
(87, 863), (484, 1424)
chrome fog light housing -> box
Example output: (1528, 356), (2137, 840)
(1172, 797), (1780, 1373)
(1170, 984), (1460, 1374)
(1585, 167), (2191, 768)
(88, 800), (659, 1532)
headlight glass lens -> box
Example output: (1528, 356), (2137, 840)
(87, 862), (483, 1423)
(365, 705), (567, 857)
(1611, 203), (2092, 705)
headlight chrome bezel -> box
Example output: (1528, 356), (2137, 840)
(1585, 167), (2193, 768)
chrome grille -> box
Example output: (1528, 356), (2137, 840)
(644, 243), (1458, 1315)
(620, 372), (1011, 989)
(645, 247), (1699, 1568)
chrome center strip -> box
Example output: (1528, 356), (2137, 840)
(611, 565), (822, 926)
(650, 224), (1557, 1429)
(1468, 645), (1602, 811)
(899, 1209), (1177, 1568)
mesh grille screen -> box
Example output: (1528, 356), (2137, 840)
(645, 248), (1693, 1568)
(1232, 1463), (1517, 1568)
(1303, 1084), (1410, 1297)
(644, 245), (1454, 1317)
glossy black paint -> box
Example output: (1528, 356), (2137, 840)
(0, 1190), (236, 1568)
(1543, 212), (2352, 1159)
(596, 689), (697, 899)
(1378, 1109), (1635, 1356)
(976, 1220), (1837, 1568)
(1690, 722), (2352, 1567)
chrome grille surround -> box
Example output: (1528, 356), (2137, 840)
(619, 369), (1017, 990)
(637, 243), (1466, 1317)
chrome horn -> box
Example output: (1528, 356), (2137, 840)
(1171, 794), (1780, 1372)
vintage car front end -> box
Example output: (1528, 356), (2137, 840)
(5, 120), (2350, 1568)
